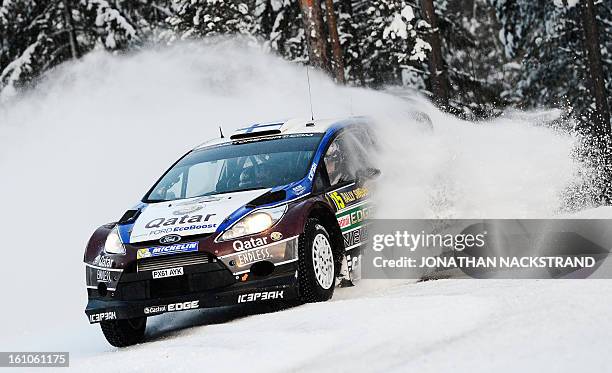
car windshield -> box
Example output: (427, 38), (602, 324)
(145, 134), (323, 202)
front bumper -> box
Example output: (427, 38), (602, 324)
(85, 236), (300, 323)
(86, 270), (298, 323)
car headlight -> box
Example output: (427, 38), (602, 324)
(219, 205), (287, 241)
(104, 226), (126, 255)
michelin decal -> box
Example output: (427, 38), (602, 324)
(137, 242), (199, 259)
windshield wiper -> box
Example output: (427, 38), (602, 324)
(143, 198), (167, 203)
(194, 187), (269, 198)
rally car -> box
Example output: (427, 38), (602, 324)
(84, 117), (379, 347)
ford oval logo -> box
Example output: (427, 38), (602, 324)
(173, 205), (204, 216)
(160, 234), (181, 245)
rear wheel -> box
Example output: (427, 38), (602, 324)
(100, 316), (147, 347)
(298, 218), (336, 303)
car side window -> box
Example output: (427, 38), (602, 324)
(312, 166), (328, 193)
(324, 134), (354, 186)
(351, 128), (376, 170)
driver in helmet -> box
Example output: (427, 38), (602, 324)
(325, 141), (348, 185)
(238, 163), (269, 189)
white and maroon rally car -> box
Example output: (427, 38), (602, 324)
(84, 117), (379, 346)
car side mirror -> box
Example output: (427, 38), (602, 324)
(355, 167), (381, 185)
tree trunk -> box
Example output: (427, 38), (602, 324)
(420, 0), (448, 108)
(581, 0), (610, 138)
(298, 0), (330, 72)
(324, 0), (345, 83)
(62, 0), (80, 59)
(581, 0), (612, 204)
(260, 0), (274, 37)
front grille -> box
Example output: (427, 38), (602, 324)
(137, 252), (211, 272)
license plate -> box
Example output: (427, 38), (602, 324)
(152, 267), (184, 279)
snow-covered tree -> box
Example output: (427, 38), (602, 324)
(1, 0), (611, 140)
(436, 0), (514, 117)
(259, 0), (308, 63)
(168, 0), (255, 40)
(80, 0), (139, 49)
(337, 0), (363, 83)
(349, 0), (430, 87)
(0, 0), (139, 98)
(490, 0), (612, 202)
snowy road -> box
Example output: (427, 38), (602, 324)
(69, 279), (612, 372)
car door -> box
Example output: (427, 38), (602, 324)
(321, 127), (378, 283)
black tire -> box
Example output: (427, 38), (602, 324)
(298, 218), (337, 303)
(100, 317), (147, 347)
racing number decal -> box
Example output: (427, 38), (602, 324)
(327, 185), (369, 212)
(329, 191), (346, 210)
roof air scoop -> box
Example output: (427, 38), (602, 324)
(230, 122), (284, 140)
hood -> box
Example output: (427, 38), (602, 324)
(128, 189), (270, 244)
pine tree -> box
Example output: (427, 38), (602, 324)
(488, 0), (611, 125)
(168, 0), (255, 39)
(337, 0), (363, 84)
(438, 0), (512, 118)
(581, 0), (610, 137)
(1, 0), (610, 144)
(0, 0), (138, 98)
(351, 0), (429, 87)
(420, 0), (448, 107)
(258, 0), (308, 63)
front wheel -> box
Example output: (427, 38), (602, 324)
(100, 316), (147, 347)
(298, 218), (337, 303)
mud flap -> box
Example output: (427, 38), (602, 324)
(337, 246), (362, 287)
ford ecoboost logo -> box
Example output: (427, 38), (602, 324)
(159, 234), (182, 245)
